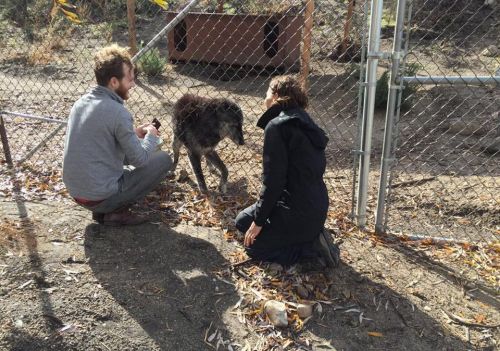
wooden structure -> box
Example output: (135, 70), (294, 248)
(166, 12), (304, 71)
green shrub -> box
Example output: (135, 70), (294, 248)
(373, 62), (422, 110)
(136, 47), (167, 77)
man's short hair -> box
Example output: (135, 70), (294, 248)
(94, 44), (133, 86)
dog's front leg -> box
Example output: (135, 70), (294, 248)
(206, 151), (228, 193)
(187, 151), (208, 193)
(171, 135), (182, 172)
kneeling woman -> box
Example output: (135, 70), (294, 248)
(235, 76), (339, 267)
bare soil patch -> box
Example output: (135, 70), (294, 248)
(1, 198), (498, 350)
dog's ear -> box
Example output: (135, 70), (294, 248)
(216, 100), (242, 120)
(215, 100), (231, 112)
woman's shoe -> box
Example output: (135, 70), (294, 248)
(313, 228), (340, 268)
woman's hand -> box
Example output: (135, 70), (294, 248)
(244, 222), (262, 247)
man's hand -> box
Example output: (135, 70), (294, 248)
(244, 222), (262, 247)
(135, 123), (158, 138)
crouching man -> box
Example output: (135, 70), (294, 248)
(63, 44), (172, 226)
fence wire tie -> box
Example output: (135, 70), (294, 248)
(360, 81), (377, 88)
(367, 51), (391, 60)
(382, 157), (396, 165)
(389, 84), (403, 90)
(351, 149), (366, 156)
(391, 51), (404, 60)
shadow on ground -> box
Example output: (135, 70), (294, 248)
(299, 261), (474, 350)
(1, 199), (496, 350)
(84, 223), (240, 351)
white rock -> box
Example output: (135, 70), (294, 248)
(297, 303), (313, 319)
(481, 45), (498, 57)
(264, 300), (288, 327)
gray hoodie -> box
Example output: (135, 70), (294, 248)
(63, 86), (158, 200)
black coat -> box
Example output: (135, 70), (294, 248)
(252, 104), (329, 249)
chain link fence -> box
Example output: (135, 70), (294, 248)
(0, 0), (498, 277)
(0, 0), (368, 212)
(377, 0), (499, 246)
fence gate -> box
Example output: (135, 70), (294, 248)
(361, 0), (499, 246)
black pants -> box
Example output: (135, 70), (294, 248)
(235, 204), (316, 266)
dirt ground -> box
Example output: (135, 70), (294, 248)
(1, 194), (499, 350)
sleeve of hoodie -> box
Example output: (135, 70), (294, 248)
(114, 109), (159, 168)
(254, 122), (288, 226)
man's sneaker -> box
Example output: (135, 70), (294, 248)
(92, 208), (148, 226)
(92, 212), (104, 224)
(102, 208), (148, 226)
(313, 228), (340, 268)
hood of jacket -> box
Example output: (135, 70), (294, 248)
(257, 104), (328, 149)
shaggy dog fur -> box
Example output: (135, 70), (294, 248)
(171, 94), (244, 193)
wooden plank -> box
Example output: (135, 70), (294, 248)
(300, 0), (314, 92)
(127, 0), (138, 55)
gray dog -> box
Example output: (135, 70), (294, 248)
(171, 94), (244, 193)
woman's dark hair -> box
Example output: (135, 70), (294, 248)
(94, 44), (134, 86)
(269, 76), (308, 109)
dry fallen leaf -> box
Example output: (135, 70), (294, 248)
(368, 332), (384, 337)
(474, 314), (487, 324)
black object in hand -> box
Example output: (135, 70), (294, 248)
(151, 118), (161, 130)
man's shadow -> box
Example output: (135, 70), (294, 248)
(84, 223), (239, 351)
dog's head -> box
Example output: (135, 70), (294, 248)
(216, 100), (245, 146)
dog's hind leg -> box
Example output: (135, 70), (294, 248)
(171, 135), (182, 172)
(206, 158), (220, 176)
(187, 151), (208, 193)
(205, 151), (228, 193)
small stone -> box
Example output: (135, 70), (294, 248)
(268, 263), (283, 275)
(424, 305), (432, 312)
(296, 284), (309, 299)
(177, 169), (189, 182)
(480, 136), (500, 155)
(297, 303), (313, 319)
(264, 300), (288, 327)
(481, 45), (498, 57)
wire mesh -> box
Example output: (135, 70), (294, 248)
(382, 0), (499, 245)
(0, 0), (368, 218)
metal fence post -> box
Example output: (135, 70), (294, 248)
(355, 0), (384, 227)
(351, 0), (370, 220)
(375, 0), (407, 233)
(0, 114), (13, 167)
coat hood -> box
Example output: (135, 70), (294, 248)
(257, 104), (329, 149)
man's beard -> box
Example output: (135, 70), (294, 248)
(115, 84), (130, 100)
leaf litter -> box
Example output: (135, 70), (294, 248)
(1, 165), (499, 349)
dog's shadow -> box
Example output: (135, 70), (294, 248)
(176, 166), (251, 199)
